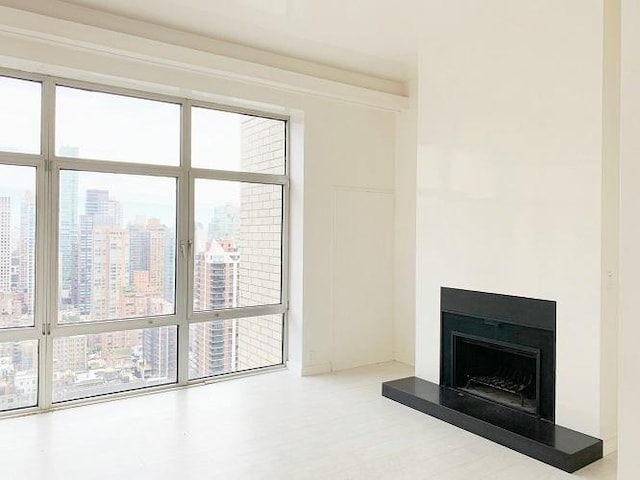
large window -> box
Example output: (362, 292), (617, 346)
(0, 71), (287, 413)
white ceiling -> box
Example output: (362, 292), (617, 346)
(59, 0), (419, 82)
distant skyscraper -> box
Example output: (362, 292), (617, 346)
(0, 197), (10, 293)
(164, 227), (175, 305)
(85, 190), (109, 217)
(127, 221), (149, 283)
(19, 192), (35, 314)
(208, 203), (239, 241)
(77, 214), (93, 315)
(91, 226), (129, 321)
(147, 219), (167, 298)
(59, 171), (79, 294)
(85, 189), (122, 227)
(77, 190), (123, 317)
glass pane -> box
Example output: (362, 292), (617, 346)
(0, 165), (36, 328)
(59, 171), (176, 324)
(193, 179), (282, 312)
(0, 340), (38, 411)
(56, 86), (180, 165)
(52, 326), (177, 403)
(0, 76), (41, 155)
(192, 107), (285, 174)
(189, 314), (283, 379)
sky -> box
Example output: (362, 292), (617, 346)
(0, 76), (284, 226)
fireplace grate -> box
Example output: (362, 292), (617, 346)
(465, 366), (533, 407)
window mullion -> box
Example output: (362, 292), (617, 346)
(176, 99), (191, 386)
(39, 76), (56, 411)
(0, 69), (288, 412)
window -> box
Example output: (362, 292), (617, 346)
(189, 105), (286, 379)
(56, 86), (180, 165)
(0, 72), (287, 413)
(58, 171), (177, 324)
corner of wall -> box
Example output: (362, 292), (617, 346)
(393, 76), (417, 367)
(600, 0), (621, 453)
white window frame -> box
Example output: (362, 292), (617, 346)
(0, 68), (289, 415)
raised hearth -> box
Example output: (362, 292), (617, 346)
(382, 377), (603, 473)
(382, 287), (603, 472)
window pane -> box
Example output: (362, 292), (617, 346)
(55, 86), (180, 165)
(0, 76), (41, 155)
(192, 107), (285, 174)
(59, 171), (176, 323)
(52, 326), (177, 403)
(193, 180), (282, 311)
(0, 340), (38, 411)
(0, 165), (36, 328)
(189, 314), (282, 379)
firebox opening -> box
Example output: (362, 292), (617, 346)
(452, 333), (540, 415)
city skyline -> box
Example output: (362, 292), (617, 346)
(0, 89), (285, 410)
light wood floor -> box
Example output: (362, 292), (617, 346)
(0, 361), (616, 479)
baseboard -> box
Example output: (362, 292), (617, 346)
(301, 362), (332, 376)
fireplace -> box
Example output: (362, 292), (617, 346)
(453, 334), (539, 414)
(382, 287), (603, 472)
(440, 288), (556, 421)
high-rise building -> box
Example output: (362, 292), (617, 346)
(143, 327), (176, 380)
(127, 219), (149, 283)
(91, 226), (129, 321)
(59, 170), (79, 294)
(193, 239), (238, 312)
(163, 227), (175, 305)
(208, 202), (239, 241)
(85, 189), (109, 216)
(147, 219), (166, 297)
(19, 191), (35, 314)
(190, 239), (239, 377)
(0, 197), (11, 293)
(76, 214), (93, 315)
(77, 190), (124, 318)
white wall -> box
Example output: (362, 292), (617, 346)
(394, 77), (417, 366)
(0, 7), (402, 376)
(618, 0), (640, 476)
(600, 0), (620, 454)
(415, 0), (611, 440)
(301, 97), (396, 372)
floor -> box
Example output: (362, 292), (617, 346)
(0, 362), (616, 480)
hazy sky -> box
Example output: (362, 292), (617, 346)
(0, 76), (286, 225)
(0, 76), (40, 154)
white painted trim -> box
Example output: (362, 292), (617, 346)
(0, 5), (409, 112)
(0, 0), (405, 95)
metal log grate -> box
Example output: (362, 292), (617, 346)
(465, 366), (533, 406)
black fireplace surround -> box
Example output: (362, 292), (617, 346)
(382, 287), (603, 473)
(440, 288), (555, 421)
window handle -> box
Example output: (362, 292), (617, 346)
(180, 240), (193, 257)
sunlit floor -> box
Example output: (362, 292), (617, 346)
(0, 362), (616, 479)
